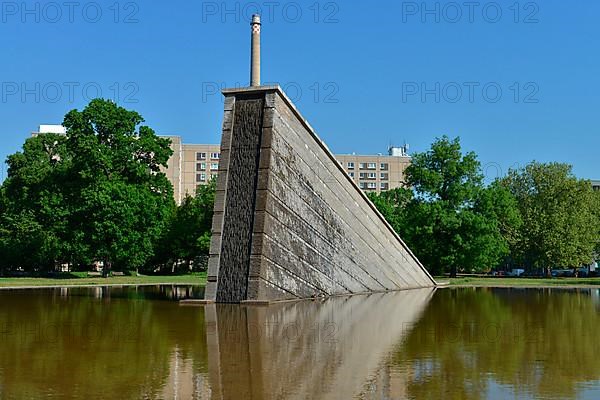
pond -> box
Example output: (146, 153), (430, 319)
(1, 286), (600, 399)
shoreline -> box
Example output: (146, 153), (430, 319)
(441, 276), (600, 289)
(447, 284), (600, 290)
(2, 275), (600, 291)
(0, 282), (205, 291)
(0, 273), (207, 290)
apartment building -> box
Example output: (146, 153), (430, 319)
(593, 180), (600, 192)
(336, 146), (411, 194)
(162, 136), (221, 204)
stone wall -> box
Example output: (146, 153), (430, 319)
(215, 97), (264, 303)
(205, 86), (436, 303)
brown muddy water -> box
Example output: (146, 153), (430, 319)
(1, 286), (600, 399)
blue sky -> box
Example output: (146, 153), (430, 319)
(1, 0), (598, 182)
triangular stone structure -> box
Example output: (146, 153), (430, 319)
(205, 86), (436, 303)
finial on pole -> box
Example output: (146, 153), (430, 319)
(250, 14), (261, 87)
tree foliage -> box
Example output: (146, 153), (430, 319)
(500, 162), (599, 273)
(0, 133), (70, 272)
(371, 138), (600, 277)
(370, 136), (521, 277)
(62, 99), (175, 272)
(0, 100), (183, 274)
(150, 179), (216, 272)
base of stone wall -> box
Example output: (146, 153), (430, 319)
(188, 286), (439, 307)
(179, 299), (216, 306)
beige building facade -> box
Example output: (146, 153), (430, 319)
(163, 135), (411, 203)
(336, 146), (412, 194)
(162, 136), (221, 204)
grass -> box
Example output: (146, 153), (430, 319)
(441, 276), (600, 287)
(0, 272), (207, 288)
(7, 273), (600, 290)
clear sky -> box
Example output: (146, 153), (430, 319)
(1, 0), (598, 182)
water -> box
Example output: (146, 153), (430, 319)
(1, 286), (600, 399)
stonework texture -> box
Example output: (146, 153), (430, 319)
(205, 86), (436, 303)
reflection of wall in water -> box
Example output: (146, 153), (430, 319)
(160, 348), (212, 400)
(360, 364), (414, 400)
(592, 289), (600, 309)
(204, 289), (434, 400)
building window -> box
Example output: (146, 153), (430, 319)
(381, 173), (389, 180)
(367, 182), (377, 189)
(381, 163), (389, 171)
(196, 163), (204, 171)
(211, 152), (220, 159)
(367, 163), (377, 170)
(196, 173), (206, 182)
(347, 162), (355, 170)
(359, 163), (366, 170)
(381, 183), (389, 190)
(197, 152), (207, 161)
(349, 172), (355, 178)
(359, 182), (366, 189)
(210, 163), (219, 170)
(359, 172), (366, 179)
(368, 172), (376, 179)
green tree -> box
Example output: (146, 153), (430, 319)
(156, 178), (216, 272)
(0, 133), (70, 272)
(368, 186), (413, 231)
(0, 100), (177, 275)
(500, 162), (599, 275)
(370, 136), (520, 277)
(62, 99), (175, 274)
(594, 191), (600, 259)
(191, 178), (216, 256)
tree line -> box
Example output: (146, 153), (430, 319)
(1, 100), (598, 278)
(369, 136), (600, 277)
(0, 100), (214, 276)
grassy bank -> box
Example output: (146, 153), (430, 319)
(0, 272), (206, 288)
(7, 273), (600, 290)
(443, 277), (600, 287)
